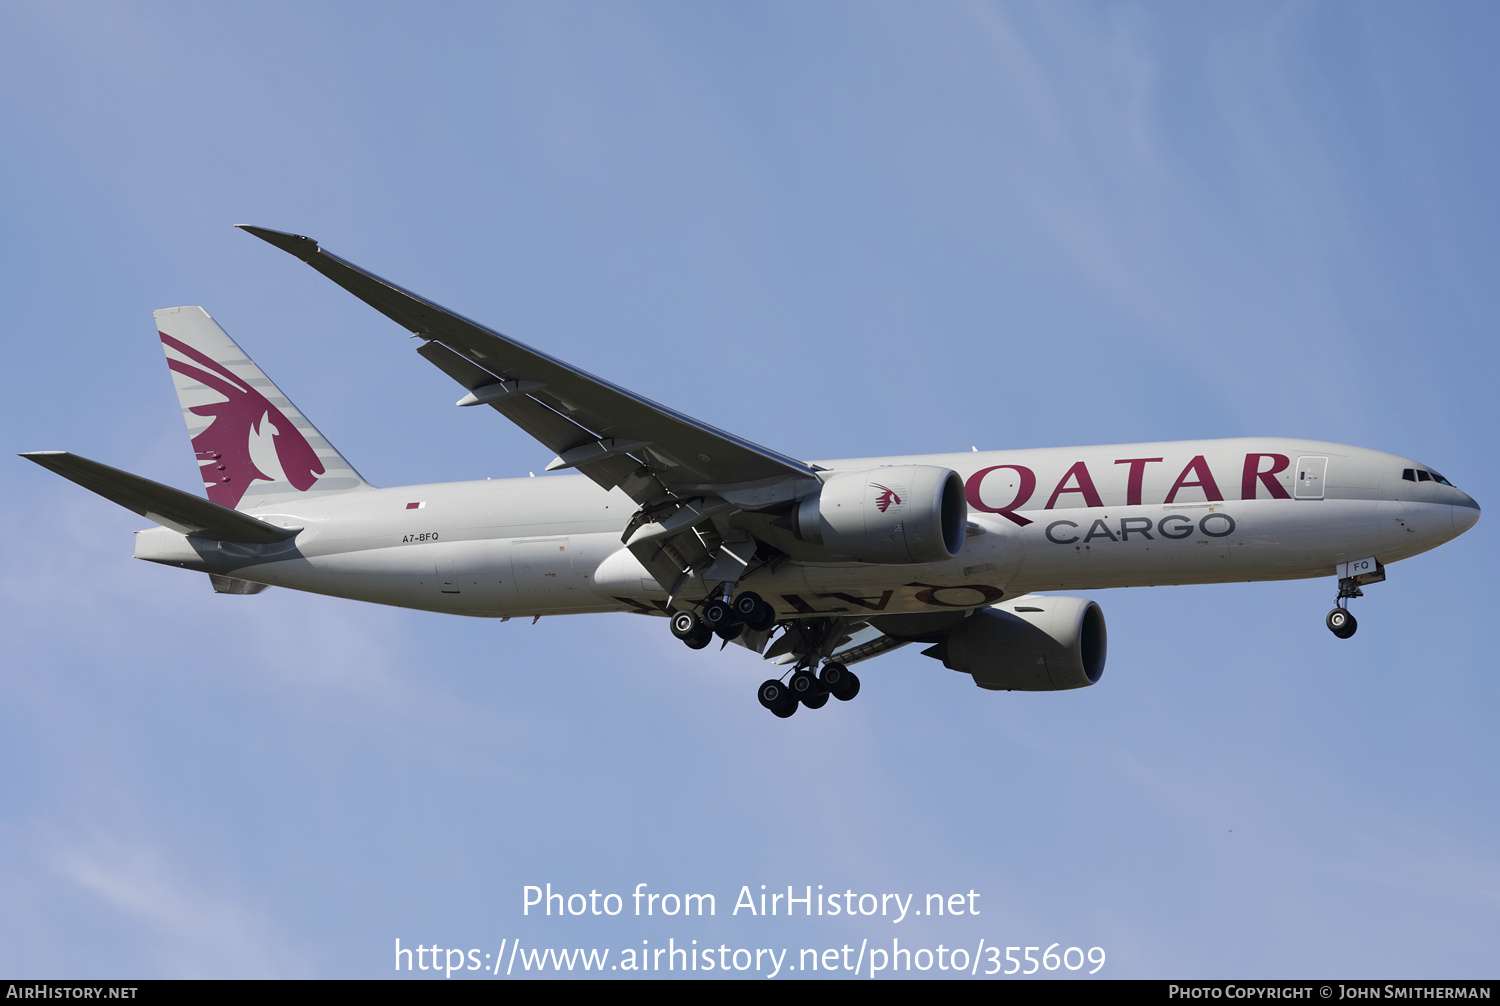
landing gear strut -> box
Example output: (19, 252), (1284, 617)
(1326, 584), (1360, 639)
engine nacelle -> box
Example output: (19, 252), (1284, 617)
(925, 595), (1106, 691)
(794, 465), (966, 564)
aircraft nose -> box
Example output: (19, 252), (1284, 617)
(1452, 493), (1480, 535)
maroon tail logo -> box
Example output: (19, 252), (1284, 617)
(871, 482), (902, 513)
(161, 332), (324, 508)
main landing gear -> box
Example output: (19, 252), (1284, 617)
(671, 598), (862, 718)
(757, 661), (861, 719)
(669, 590), (777, 649)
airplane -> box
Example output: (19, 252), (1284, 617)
(21, 226), (1481, 718)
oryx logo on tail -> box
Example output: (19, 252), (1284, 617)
(161, 332), (325, 508)
(153, 306), (370, 511)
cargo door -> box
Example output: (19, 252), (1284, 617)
(512, 537), (576, 594)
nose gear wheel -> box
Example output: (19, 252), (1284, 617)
(1326, 608), (1357, 639)
(1326, 574), (1367, 639)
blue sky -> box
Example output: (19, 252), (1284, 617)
(2, 1), (1496, 978)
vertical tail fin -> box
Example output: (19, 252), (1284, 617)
(155, 306), (371, 510)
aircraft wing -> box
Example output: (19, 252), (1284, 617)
(238, 226), (818, 516)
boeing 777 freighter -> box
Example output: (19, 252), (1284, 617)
(23, 227), (1480, 717)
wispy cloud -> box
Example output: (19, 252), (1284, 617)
(52, 836), (301, 978)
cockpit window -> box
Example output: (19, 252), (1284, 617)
(1405, 467), (1458, 487)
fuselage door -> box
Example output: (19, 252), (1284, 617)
(1295, 456), (1328, 500)
(512, 537), (574, 592)
(439, 557), (460, 593)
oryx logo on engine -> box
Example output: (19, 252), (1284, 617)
(871, 483), (902, 513)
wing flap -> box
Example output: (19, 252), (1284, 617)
(209, 573), (270, 594)
(416, 339), (666, 498)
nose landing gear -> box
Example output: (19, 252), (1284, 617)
(1325, 557), (1383, 639)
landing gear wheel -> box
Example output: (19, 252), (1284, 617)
(733, 591), (763, 619)
(702, 600), (733, 633)
(1326, 608), (1357, 639)
(670, 611), (702, 640)
(671, 610), (713, 649)
(715, 621), (744, 642)
(802, 692), (829, 710)
(757, 679), (797, 718)
(838, 672), (861, 701)
(734, 592), (777, 632)
(821, 662), (860, 701)
(819, 661), (847, 689)
(789, 668), (820, 705)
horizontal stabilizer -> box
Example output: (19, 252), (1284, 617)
(20, 452), (298, 544)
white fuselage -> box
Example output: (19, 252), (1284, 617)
(133, 437), (1479, 619)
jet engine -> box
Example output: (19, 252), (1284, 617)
(793, 465), (966, 564)
(917, 596), (1106, 691)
